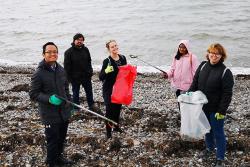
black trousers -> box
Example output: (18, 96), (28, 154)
(105, 103), (122, 136)
(71, 79), (94, 109)
(176, 89), (181, 110)
(45, 121), (69, 164)
(175, 89), (187, 110)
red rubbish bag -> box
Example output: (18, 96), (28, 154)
(111, 64), (137, 105)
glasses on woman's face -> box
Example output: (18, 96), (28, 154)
(208, 52), (221, 57)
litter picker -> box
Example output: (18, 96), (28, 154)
(129, 55), (167, 73)
(56, 95), (118, 125)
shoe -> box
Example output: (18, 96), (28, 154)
(56, 155), (73, 165)
(45, 161), (58, 167)
(198, 149), (213, 159)
(215, 159), (225, 167)
(71, 109), (80, 116)
(113, 127), (123, 133)
(47, 163), (56, 167)
(90, 103), (103, 115)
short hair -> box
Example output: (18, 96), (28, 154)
(73, 33), (85, 41)
(206, 43), (227, 62)
(42, 42), (58, 54)
(105, 40), (116, 50)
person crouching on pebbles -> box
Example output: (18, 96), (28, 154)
(29, 42), (73, 167)
(99, 40), (127, 139)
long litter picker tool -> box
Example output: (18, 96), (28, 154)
(129, 55), (167, 73)
(56, 95), (118, 125)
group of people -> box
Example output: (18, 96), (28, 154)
(29, 33), (234, 167)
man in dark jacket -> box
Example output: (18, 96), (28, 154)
(64, 33), (101, 114)
(29, 42), (73, 167)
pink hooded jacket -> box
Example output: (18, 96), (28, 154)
(167, 40), (199, 91)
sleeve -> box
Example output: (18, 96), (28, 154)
(29, 70), (50, 104)
(166, 57), (176, 79)
(64, 72), (71, 101)
(99, 59), (109, 81)
(86, 47), (93, 75)
(188, 61), (206, 92)
(191, 54), (199, 77)
(123, 55), (127, 65)
(218, 69), (234, 115)
(64, 50), (72, 82)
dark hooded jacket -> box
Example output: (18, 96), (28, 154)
(64, 43), (93, 83)
(99, 55), (127, 105)
(29, 60), (71, 124)
(189, 61), (234, 115)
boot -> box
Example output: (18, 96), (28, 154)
(198, 148), (214, 159)
(113, 126), (123, 133)
(56, 155), (73, 165)
(90, 103), (103, 115)
(215, 159), (225, 167)
(106, 123), (113, 139)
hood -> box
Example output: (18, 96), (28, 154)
(178, 40), (191, 54)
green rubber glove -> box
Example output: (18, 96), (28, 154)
(105, 65), (114, 74)
(49, 95), (62, 105)
(215, 112), (225, 120)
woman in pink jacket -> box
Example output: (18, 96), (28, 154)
(164, 40), (199, 107)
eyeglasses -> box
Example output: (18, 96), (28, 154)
(208, 52), (221, 57)
(45, 51), (58, 55)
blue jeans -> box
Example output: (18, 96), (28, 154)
(205, 111), (226, 160)
(71, 79), (94, 108)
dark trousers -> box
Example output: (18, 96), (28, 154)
(45, 121), (69, 164)
(71, 79), (94, 108)
(175, 89), (187, 110)
(105, 103), (122, 136)
(176, 89), (181, 110)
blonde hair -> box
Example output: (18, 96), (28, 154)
(105, 40), (116, 50)
(206, 43), (227, 62)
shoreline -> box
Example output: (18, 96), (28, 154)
(0, 65), (249, 166)
(1, 64), (250, 80)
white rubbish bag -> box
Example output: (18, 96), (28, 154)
(177, 91), (211, 140)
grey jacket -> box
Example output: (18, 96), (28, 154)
(29, 60), (71, 124)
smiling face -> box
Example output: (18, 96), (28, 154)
(107, 41), (119, 55)
(208, 48), (222, 65)
(43, 45), (58, 63)
(206, 43), (227, 65)
(178, 43), (188, 55)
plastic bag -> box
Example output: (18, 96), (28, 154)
(177, 91), (211, 140)
(111, 64), (137, 105)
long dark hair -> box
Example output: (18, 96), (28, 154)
(175, 50), (182, 60)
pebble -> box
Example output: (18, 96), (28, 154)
(0, 65), (249, 166)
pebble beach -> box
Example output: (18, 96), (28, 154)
(0, 65), (249, 167)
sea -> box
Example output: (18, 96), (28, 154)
(0, 0), (250, 74)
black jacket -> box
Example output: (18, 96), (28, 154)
(29, 60), (71, 124)
(64, 43), (93, 83)
(99, 55), (127, 105)
(189, 61), (234, 115)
